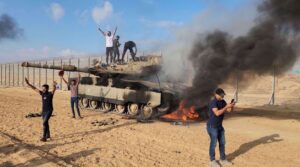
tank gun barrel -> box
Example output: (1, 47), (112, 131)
(21, 62), (90, 73)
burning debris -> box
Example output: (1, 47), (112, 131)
(161, 101), (199, 122)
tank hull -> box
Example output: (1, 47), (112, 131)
(78, 84), (161, 107)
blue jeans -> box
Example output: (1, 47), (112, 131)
(207, 126), (226, 161)
(42, 110), (52, 139)
(71, 97), (81, 117)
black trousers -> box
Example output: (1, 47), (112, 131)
(113, 48), (120, 62)
(106, 47), (113, 64)
(42, 110), (52, 139)
(121, 47), (135, 61)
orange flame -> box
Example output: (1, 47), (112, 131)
(161, 101), (199, 121)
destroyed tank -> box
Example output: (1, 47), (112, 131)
(22, 56), (181, 120)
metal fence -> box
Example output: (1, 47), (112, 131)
(0, 56), (100, 91)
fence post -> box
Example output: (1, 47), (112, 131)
(5, 64), (7, 86)
(45, 61), (48, 84)
(60, 59), (62, 90)
(22, 64), (24, 87)
(88, 56), (90, 77)
(39, 61), (41, 87)
(27, 64), (29, 84)
(269, 67), (276, 105)
(52, 59), (55, 83)
(234, 72), (239, 103)
(17, 63), (20, 86)
(12, 64), (14, 86)
(8, 64), (10, 86)
(0, 64), (2, 85)
(33, 61), (35, 86)
(68, 58), (71, 80)
(78, 58), (80, 78)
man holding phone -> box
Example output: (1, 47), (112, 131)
(207, 88), (235, 167)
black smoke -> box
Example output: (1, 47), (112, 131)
(0, 14), (23, 41)
(185, 0), (300, 107)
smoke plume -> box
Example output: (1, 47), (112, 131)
(185, 0), (300, 107)
(0, 14), (23, 41)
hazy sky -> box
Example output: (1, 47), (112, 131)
(0, 0), (274, 63)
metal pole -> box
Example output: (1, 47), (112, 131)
(52, 59), (55, 83)
(39, 61), (41, 87)
(0, 64), (2, 85)
(5, 64), (7, 86)
(17, 63), (20, 86)
(68, 58), (71, 80)
(27, 65), (29, 83)
(234, 72), (239, 103)
(60, 59), (62, 90)
(45, 61), (48, 84)
(88, 56), (90, 77)
(22, 65), (24, 86)
(269, 67), (276, 105)
(8, 64), (11, 86)
(33, 61), (35, 86)
(12, 64), (14, 86)
(78, 58), (80, 78)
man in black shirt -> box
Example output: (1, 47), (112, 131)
(121, 41), (137, 63)
(25, 77), (57, 142)
(207, 88), (235, 167)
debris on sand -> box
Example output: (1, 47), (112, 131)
(25, 112), (42, 118)
(91, 118), (119, 126)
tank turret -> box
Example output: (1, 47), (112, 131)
(21, 56), (162, 78)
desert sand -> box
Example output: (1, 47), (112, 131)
(0, 75), (300, 167)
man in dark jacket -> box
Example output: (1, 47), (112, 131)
(25, 77), (57, 142)
(121, 41), (137, 63)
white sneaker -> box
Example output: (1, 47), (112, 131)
(211, 160), (220, 167)
(220, 159), (233, 166)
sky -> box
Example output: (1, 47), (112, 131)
(0, 0), (271, 63)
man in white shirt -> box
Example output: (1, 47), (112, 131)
(98, 27), (117, 65)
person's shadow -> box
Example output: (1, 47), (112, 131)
(227, 134), (283, 161)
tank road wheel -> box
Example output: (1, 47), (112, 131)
(102, 102), (112, 112)
(81, 98), (89, 108)
(127, 103), (139, 116)
(140, 105), (154, 120)
(89, 100), (99, 110)
(115, 104), (126, 114)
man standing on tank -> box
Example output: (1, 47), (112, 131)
(113, 35), (121, 63)
(207, 88), (235, 167)
(121, 41), (137, 63)
(60, 73), (82, 119)
(98, 27), (117, 65)
(25, 77), (57, 142)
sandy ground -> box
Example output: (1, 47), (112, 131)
(0, 76), (300, 167)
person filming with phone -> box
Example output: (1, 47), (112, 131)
(207, 88), (235, 167)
